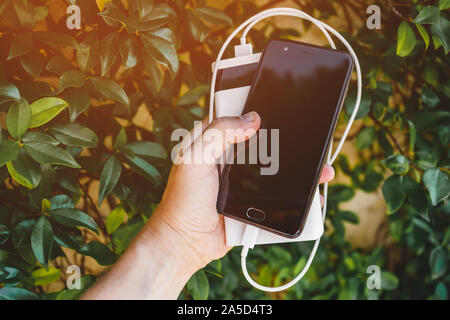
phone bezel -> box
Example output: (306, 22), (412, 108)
(217, 39), (354, 238)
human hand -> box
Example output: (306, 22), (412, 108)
(83, 111), (335, 299)
(141, 111), (335, 272)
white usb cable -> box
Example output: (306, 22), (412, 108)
(208, 7), (362, 292)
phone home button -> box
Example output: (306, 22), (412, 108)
(246, 207), (266, 222)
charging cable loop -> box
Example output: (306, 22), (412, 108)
(210, 7), (362, 292)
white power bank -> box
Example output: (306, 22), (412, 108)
(212, 53), (324, 246)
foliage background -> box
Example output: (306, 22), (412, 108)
(0, 0), (449, 300)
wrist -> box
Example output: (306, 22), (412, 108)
(139, 214), (203, 272)
(130, 211), (202, 298)
(83, 210), (201, 300)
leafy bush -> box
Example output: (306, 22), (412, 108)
(0, 0), (449, 300)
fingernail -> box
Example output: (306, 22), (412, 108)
(241, 112), (255, 123)
(325, 165), (335, 178)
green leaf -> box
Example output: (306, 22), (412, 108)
(412, 111), (450, 131)
(50, 194), (74, 210)
(51, 208), (99, 234)
(345, 90), (371, 119)
(396, 21), (416, 57)
(403, 175), (428, 214)
(382, 175), (406, 214)
(106, 206), (126, 234)
(123, 153), (162, 186)
(360, 168), (384, 192)
(377, 130), (393, 156)
(356, 127), (376, 150)
(98, 1), (129, 27)
(423, 168), (450, 205)
(120, 141), (167, 160)
(0, 287), (39, 300)
(20, 50), (45, 77)
(24, 142), (80, 168)
(49, 123), (98, 148)
(31, 267), (60, 285)
(35, 31), (78, 49)
(186, 269), (209, 300)
(17, 81), (53, 103)
(22, 131), (59, 145)
(63, 87), (91, 122)
(99, 32), (118, 76)
(421, 86), (440, 108)
(141, 31), (179, 75)
(8, 32), (33, 60)
(78, 241), (117, 266)
(7, 149), (41, 189)
(187, 10), (209, 42)
(118, 35), (138, 70)
(175, 107), (195, 129)
(194, 6), (233, 26)
(430, 247), (447, 279)
(98, 155), (122, 206)
(58, 70), (86, 93)
(31, 216), (54, 269)
(111, 222), (144, 254)
(46, 56), (73, 75)
(143, 53), (163, 94)
(12, 219), (36, 265)
(154, 106), (174, 132)
(90, 77), (129, 110)
(416, 24), (430, 50)
(55, 275), (95, 300)
(407, 120), (416, 150)
(430, 13), (450, 53)
(129, 5), (173, 32)
(134, 0), (154, 18)
(6, 99), (31, 139)
(382, 154), (409, 174)
(7, 161), (33, 189)
(329, 184), (355, 202)
(0, 139), (19, 166)
(438, 124), (450, 146)
(54, 229), (83, 250)
(440, 0), (450, 10)
(380, 271), (399, 290)
(0, 80), (21, 102)
(435, 282), (448, 300)
(0, 225), (9, 246)
(29, 97), (69, 128)
(57, 172), (81, 200)
(114, 128), (127, 150)
(337, 211), (359, 224)
(177, 85), (209, 106)
(413, 6), (440, 24)
(12, 220), (35, 248)
(76, 31), (99, 73)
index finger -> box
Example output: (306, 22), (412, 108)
(319, 165), (335, 184)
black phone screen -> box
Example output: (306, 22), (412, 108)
(217, 39), (353, 237)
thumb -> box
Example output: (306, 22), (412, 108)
(190, 111), (261, 165)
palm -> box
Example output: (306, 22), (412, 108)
(156, 163), (229, 267)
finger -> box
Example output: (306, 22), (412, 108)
(175, 117), (209, 155)
(206, 111), (261, 144)
(319, 165), (335, 184)
(320, 194), (324, 207)
(189, 111), (261, 165)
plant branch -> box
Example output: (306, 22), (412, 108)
(387, 0), (410, 21)
(369, 113), (422, 172)
(78, 180), (110, 240)
(342, 1), (354, 34)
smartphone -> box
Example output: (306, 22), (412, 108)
(216, 39), (354, 238)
